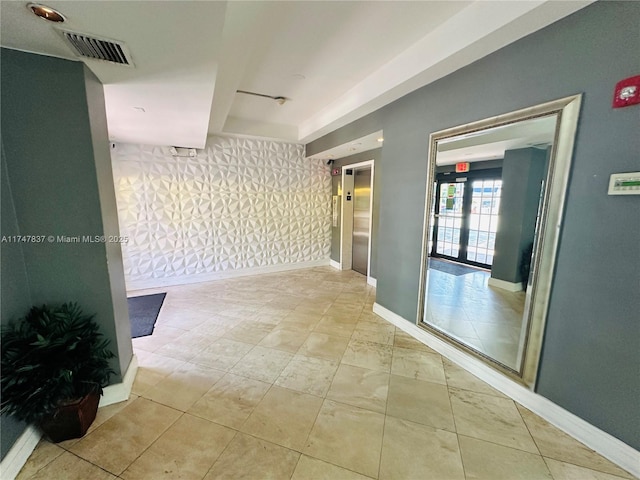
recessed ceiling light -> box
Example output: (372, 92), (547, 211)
(377, 137), (384, 142)
(28, 3), (65, 22)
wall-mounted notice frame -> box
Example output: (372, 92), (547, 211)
(332, 195), (340, 227)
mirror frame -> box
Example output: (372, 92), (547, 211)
(417, 94), (582, 387)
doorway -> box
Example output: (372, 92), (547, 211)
(352, 167), (372, 275)
(340, 160), (375, 285)
(432, 169), (502, 268)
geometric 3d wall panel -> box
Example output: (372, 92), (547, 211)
(111, 135), (331, 284)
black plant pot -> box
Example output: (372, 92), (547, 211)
(39, 390), (100, 443)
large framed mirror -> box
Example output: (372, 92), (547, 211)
(417, 95), (582, 387)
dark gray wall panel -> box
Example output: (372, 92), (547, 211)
(0, 147), (31, 460)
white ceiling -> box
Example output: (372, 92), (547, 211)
(0, 1), (592, 149)
(436, 115), (557, 165)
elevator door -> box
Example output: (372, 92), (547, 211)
(352, 167), (371, 276)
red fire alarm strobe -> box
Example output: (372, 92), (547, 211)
(612, 75), (640, 108)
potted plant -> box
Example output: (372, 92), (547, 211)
(1, 302), (115, 442)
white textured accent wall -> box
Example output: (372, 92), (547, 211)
(111, 136), (331, 287)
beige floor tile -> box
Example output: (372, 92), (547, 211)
(275, 354), (339, 396)
(449, 388), (538, 454)
(304, 399), (385, 478)
(69, 398), (181, 475)
(188, 373), (270, 429)
(285, 311), (324, 324)
(517, 405), (635, 478)
(16, 440), (65, 480)
(443, 358), (507, 398)
(387, 374), (455, 431)
(241, 385), (323, 450)
(259, 328), (309, 353)
(391, 346), (446, 384)
(204, 433), (299, 480)
(230, 345), (293, 383)
(189, 337), (253, 371)
(153, 332), (214, 361)
(291, 455), (374, 480)
(393, 330), (437, 352)
(222, 321), (274, 344)
(26, 451), (117, 480)
(297, 332), (350, 361)
(459, 435), (553, 479)
(351, 325), (395, 345)
(143, 363), (225, 411)
(341, 339), (392, 372)
(544, 457), (633, 480)
(314, 316), (359, 338)
(327, 364), (389, 413)
(120, 413), (235, 480)
(379, 416), (465, 480)
(131, 353), (186, 396)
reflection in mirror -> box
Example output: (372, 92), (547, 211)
(419, 95), (581, 385)
(424, 115), (557, 373)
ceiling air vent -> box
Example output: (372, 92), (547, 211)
(60, 30), (133, 66)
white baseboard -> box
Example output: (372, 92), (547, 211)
(329, 259), (341, 270)
(373, 302), (640, 478)
(100, 354), (138, 408)
(126, 259), (330, 291)
(0, 425), (41, 480)
(488, 277), (523, 292)
(367, 276), (377, 287)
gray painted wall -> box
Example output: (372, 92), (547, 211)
(307, 2), (640, 449)
(0, 149), (31, 459)
(1, 49), (133, 458)
(492, 148), (546, 284)
(329, 149), (381, 278)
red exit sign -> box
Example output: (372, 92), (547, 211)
(455, 162), (470, 173)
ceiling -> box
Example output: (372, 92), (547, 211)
(0, 1), (592, 150)
(436, 115), (557, 165)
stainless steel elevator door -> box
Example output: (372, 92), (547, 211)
(352, 167), (371, 276)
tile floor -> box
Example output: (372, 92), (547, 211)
(17, 267), (635, 480)
(426, 265), (526, 369)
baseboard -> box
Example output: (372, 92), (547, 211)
(100, 354), (138, 408)
(329, 259), (341, 270)
(0, 425), (41, 480)
(367, 276), (377, 287)
(126, 258), (330, 291)
(373, 302), (640, 478)
(488, 277), (523, 292)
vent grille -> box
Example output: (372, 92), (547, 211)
(61, 31), (132, 66)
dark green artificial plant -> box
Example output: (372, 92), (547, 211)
(1, 302), (115, 424)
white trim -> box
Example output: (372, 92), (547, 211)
(125, 259), (330, 291)
(488, 277), (523, 292)
(99, 354), (138, 408)
(0, 425), (41, 480)
(367, 276), (377, 287)
(329, 259), (341, 270)
(373, 302), (640, 478)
